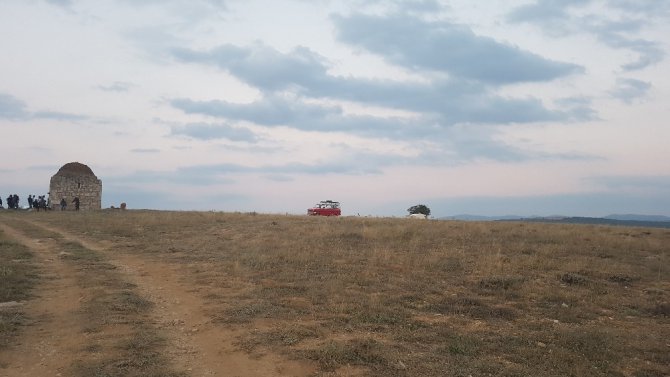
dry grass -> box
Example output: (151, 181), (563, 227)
(7, 210), (670, 376)
(0, 228), (38, 354)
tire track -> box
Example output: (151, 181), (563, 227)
(0, 222), (89, 376)
(23, 219), (316, 376)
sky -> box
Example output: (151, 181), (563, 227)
(1, 0), (669, 217)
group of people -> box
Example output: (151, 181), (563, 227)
(30, 195), (50, 211)
(2, 194), (21, 209)
(1, 194), (79, 211)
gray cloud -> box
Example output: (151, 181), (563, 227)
(171, 95), (593, 164)
(508, 0), (666, 71)
(610, 78), (651, 104)
(170, 96), (430, 139)
(171, 92), (589, 141)
(170, 96), (339, 127)
(332, 13), (582, 84)
(33, 111), (89, 121)
(172, 37), (590, 126)
(172, 43), (329, 92)
(172, 43), (589, 129)
(170, 122), (259, 142)
(168, 11), (595, 162)
(0, 93), (87, 121)
(0, 93), (30, 120)
(590, 19), (665, 71)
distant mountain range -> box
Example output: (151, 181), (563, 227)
(439, 214), (670, 228)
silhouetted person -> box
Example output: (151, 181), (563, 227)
(60, 198), (67, 211)
(28, 195), (34, 209)
(35, 195), (47, 212)
(72, 197), (80, 211)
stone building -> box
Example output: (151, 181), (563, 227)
(49, 162), (102, 211)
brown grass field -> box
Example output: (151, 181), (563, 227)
(1, 210), (669, 376)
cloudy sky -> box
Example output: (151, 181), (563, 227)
(1, 0), (669, 216)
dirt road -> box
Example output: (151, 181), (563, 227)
(0, 218), (315, 376)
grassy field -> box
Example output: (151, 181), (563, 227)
(1, 210), (669, 376)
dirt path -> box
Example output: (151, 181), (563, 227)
(0, 222), (89, 376)
(22, 219), (316, 376)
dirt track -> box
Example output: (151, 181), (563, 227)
(0, 219), (315, 376)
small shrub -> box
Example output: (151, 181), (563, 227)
(445, 335), (480, 356)
(236, 324), (321, 351)
(110, 291), (153, 313)
(479, 275), (525, 290)
(560, 273), (589, 286)
(608, 275), (639, 284)
(305, 338), (388, 371)
(650, 302), (670, 317)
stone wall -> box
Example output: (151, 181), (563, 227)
(49, 175), (102, 211)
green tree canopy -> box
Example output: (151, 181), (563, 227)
(407, 204), (431, 216)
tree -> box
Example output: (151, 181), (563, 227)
(407, 204), (431, 217)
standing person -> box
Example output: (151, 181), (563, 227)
(28, 195), (34, 209)
(7, 195), (13, 209)
(0, 196), (3, 208)
(37, 196), (47, 212)
(13, 194), (19, 209)
(60, 198), (67, 211)
(72, 197), (80, 211)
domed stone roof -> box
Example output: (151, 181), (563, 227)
(54, 162), (97, 178)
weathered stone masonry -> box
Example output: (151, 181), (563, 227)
(49, 162), (102, 211)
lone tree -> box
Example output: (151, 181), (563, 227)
(407, 204), (431, 217)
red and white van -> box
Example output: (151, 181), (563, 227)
(307, 200), (341, 216)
